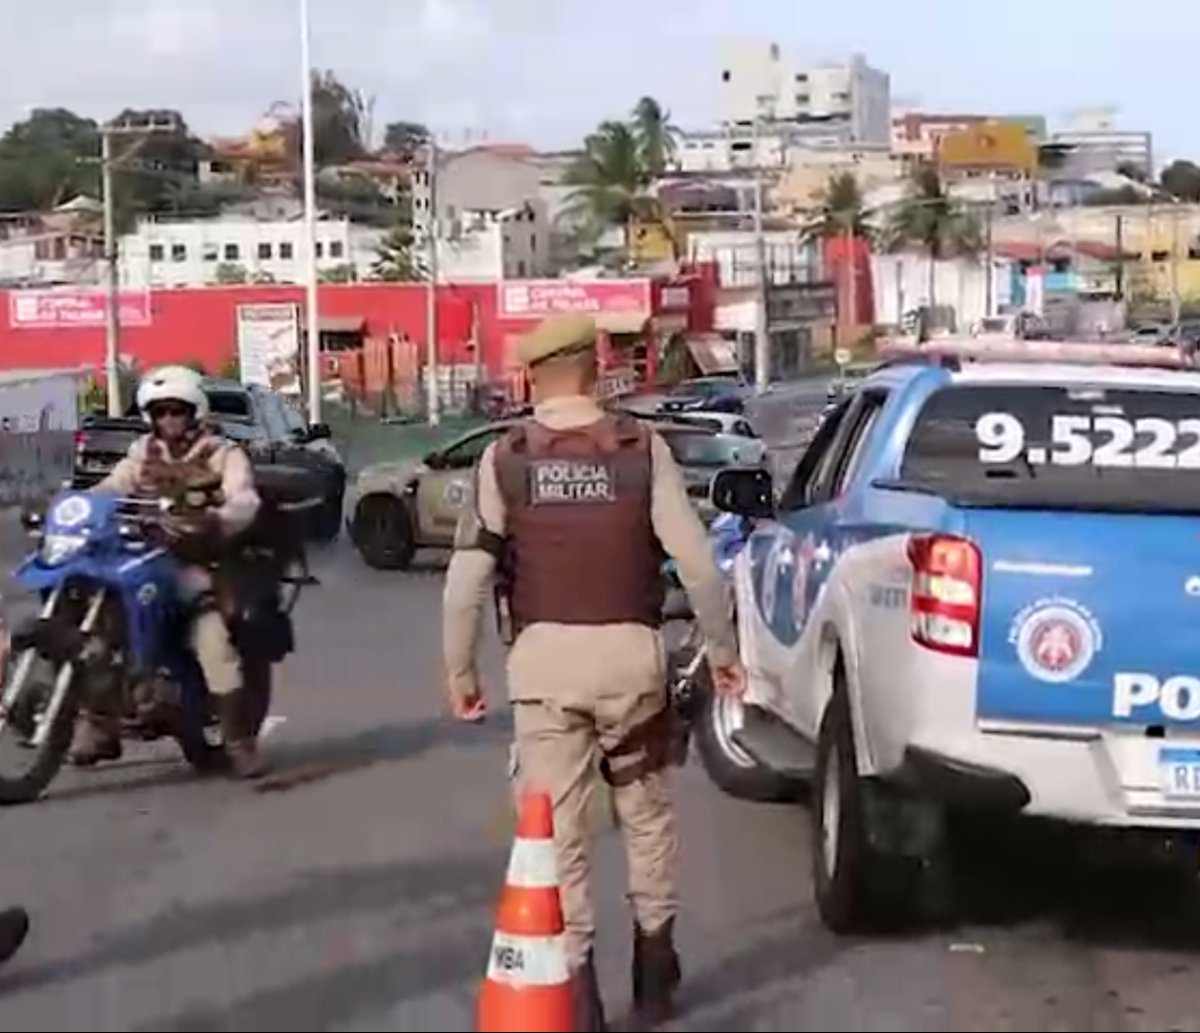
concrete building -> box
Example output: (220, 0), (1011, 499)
(433, 201), (552, 282)
(676, 120), (859, 173)
(775, 146), (908, 215)
(718, 42), (891, 144)
(0, 197), (104, 287)
(892, 112), (1046, 158)
(411, 146), (543, 233)
(118, 216), (385, 288)
(1051, 108), (1153, 177)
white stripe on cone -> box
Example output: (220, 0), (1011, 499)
(485, 930), (570, 987)
(505, 837), (559, 889)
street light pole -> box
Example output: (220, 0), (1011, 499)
(751, 115), (770, 393)
(100, 128), (121, 416)
(299, 0), (322, 424)
(425, 136), (441, 427)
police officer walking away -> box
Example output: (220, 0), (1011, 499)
(442, 313), (744, 1029)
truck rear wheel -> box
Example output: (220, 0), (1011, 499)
(812, 669), (950, 933)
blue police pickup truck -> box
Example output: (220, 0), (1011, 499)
(703, 337), (1200, 932)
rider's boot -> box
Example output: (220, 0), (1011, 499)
(69, 709), (122, 766)
(216, 691), (265, 779)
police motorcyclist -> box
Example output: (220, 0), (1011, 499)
(76, 365), (265, 777)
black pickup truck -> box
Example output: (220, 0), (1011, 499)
(73, 378), (347, 541)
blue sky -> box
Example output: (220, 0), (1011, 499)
(1, 0), (1193, 165)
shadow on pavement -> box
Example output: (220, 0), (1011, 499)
(128, 924), (491, 1032)
(1, 848), (507, 1004)
(23, 714), (510, 805)
(935, 817), (1200, 953)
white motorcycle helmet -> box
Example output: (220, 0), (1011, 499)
(136, 365), (209, 423)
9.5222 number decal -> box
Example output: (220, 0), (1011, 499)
(975, 411), (1200, 469)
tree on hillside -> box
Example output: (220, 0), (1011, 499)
(310, 70), (373, 165)
(383, 121), (430, 159)
(0, 108), (100, 210)
(631, 97), (677, 178)
(1162, 159), (1200, 202)
(883, 163), (981, 310)
(563, 120), (661, 244)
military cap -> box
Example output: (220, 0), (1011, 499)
(516, 312), (598, 367)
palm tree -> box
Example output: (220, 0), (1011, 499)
(372, 224), (426, 281)
(563, 120), (660, 245)
(884, 163), (981, 310)
(631, 96), (677, 179)
(809, 172), (872, 330)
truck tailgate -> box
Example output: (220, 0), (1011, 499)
(968, 508), (1200, 731)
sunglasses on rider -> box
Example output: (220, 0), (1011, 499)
(149, 403), (192, 420)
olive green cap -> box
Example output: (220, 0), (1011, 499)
(516, 312), (598, 367)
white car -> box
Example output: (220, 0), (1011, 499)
(703, 338), (1200, 933)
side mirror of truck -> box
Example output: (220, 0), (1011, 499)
(710, 468), (774, 520)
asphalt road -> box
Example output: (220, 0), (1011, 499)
(2, 389), (1200, 1029)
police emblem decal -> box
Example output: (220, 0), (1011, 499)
(1010, 597), (1102, 684)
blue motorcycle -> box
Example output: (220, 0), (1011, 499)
(0, 467), (318, 804)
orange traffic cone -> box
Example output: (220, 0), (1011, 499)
(478, 791), (575, 1032)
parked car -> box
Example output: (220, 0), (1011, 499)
(73, 379), (347, 541)
(349, 415), (765, 570)
(656, 375), (750, 415)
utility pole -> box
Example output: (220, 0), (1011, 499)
(425, 136), (441, 427)
(984, 199), (995, 318)
(298, 0), (322, 424)
(751, 114), (770, 393)
(100, 128), (121, 416)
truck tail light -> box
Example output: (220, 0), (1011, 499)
(73, 431), (89, 451)
(907, 533), (981, 657)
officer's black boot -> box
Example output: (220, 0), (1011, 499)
(569, 949), (606, 1031)
(0, 906), (30, 964)
(216, 692), (265, 779)
(631, 918), (681, 1028)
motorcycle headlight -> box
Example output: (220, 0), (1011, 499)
(40, 532), (87, 566)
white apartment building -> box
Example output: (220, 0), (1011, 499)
(1052, 109), (1153, 177)
(118, 216), (386, 288)
(718, 42), (891, 145)
(433, 201), (552, 282)
(676, 121), (857, 173)
(0, 198), (104, 287)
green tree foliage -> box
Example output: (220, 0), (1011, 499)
(810, 172), (871, 240)
(310, 70), (373, 166)
(1161, 160), (1200, 203)
(383, 121), (430, 159)
(0, 108), (101, 210)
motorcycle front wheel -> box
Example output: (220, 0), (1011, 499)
(0, 587), (105, 804)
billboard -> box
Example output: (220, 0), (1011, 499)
(236, 303), (301, 394)
(937, 121), (1037, 174)
(8, 288), (152, 329)
(499, 279), (651, 319)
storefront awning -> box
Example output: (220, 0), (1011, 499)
(685, 333), (739, 374)
(595, 311), (650, 334)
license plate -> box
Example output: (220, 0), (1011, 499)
(1158, 747), (1200, 799)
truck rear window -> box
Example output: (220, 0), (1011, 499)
(899, 382), (1200, 513)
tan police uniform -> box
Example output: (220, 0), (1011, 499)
(74, 431), (262, 770)
(442, 313), (738, 1027)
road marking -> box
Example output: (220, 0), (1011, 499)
(260, 715), (288, 738)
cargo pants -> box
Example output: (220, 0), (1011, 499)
(507, 621), (679, 967)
